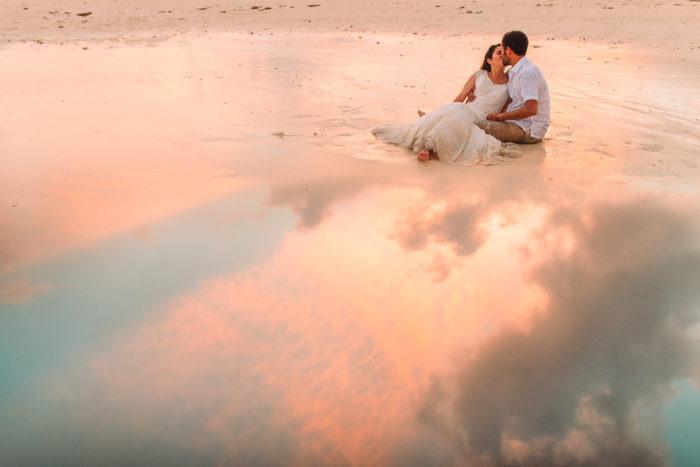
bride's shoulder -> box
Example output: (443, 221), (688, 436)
(473, 69), (487, 82)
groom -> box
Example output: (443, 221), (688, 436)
(477, 30), (550, 144)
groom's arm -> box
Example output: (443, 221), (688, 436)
(488, 70), (540, 121)
(486, 99), (538, 121)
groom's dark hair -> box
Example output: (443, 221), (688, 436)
(502, 31), (528, 56)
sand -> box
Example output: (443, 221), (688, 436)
(2, 0), (700, 53)
(2, 1), (700, 466)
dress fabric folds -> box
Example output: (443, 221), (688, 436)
(372, 70), (521, 165)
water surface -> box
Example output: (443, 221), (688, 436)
(1, 33), (699, 465)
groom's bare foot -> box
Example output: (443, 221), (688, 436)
(417, 150), (431, 161)
(417, 110), (425, 117)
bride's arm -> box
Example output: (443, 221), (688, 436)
(453, 73), (477, 103)
(488, 99), (538, 122)
(500, 98), (512, 113)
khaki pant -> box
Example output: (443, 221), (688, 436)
(476, 120), (541, 144)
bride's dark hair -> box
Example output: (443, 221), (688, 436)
(481, 44), (500, 72)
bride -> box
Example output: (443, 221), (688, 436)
(372, 44), (520, 165)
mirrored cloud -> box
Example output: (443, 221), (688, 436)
(0, 183), (545, 465)
(391, 199), (486, 257)
(0, 277), (51, 305)
(421, 201), (700, 466)
(266, 176), (376, 229)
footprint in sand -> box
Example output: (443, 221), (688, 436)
(680, 158), (698, 169)
(639, 142), (664, 152)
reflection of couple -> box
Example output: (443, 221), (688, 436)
(372, 31), (550, 165)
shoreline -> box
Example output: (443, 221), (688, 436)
(2, 0), (699, 57)
(3, 28), (697, 64)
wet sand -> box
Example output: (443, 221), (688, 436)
(2, 2), (700, 466)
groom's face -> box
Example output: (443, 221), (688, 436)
(501, 45), (512, 66)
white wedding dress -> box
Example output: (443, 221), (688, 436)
(372, 70), (521, 165)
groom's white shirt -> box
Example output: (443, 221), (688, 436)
(506, 56), (550, 140)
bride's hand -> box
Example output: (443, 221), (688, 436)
(487, 113), (505, 121)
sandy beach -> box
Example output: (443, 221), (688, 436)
(2, 1), (700, 466)
(2, 0), (700, 51)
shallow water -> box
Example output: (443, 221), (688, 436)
(1, 33), (699, 465)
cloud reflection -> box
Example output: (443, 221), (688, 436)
(391, 199), (486, 257)
(421, 201), (700, 466)
(0, 277), (51, 304)
(266, 175), (375, 229)
(2, 181), (699, 466)
(1, 180), (545, 465)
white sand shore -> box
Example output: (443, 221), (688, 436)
(2, 0), (700, 55)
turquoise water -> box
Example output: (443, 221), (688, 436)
(665, 381), (700, 467)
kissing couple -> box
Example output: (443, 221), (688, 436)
(372, 30), (550, 165)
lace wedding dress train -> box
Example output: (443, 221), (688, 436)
(372, 70), (521, 165)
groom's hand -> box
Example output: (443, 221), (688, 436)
(486, 113), (505, 121)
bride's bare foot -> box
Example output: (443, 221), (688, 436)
(417, 149), (431, 161)
(417, 110), (425, 117)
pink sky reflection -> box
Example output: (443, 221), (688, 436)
(78, 185), (546, 464)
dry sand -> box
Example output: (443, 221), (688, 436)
(2, 0), (700, 53)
